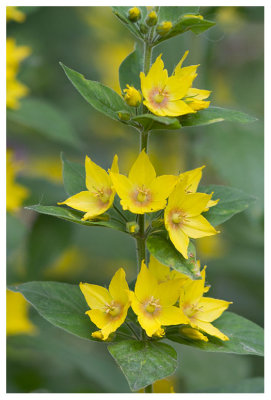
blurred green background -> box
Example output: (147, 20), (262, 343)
(6, 6), (264, 393)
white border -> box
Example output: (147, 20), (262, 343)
(2, 1), (268, 399)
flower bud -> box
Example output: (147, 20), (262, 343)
(139, 23), (149, 34)
(146, 11), (158, 27)
(156, 21), (173, 36)
(123, 84), (142, 107)
(126, 221), (140, 234)
(117, 110), (131, 121)
(128, 7), (141, 22)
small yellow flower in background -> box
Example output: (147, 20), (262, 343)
(183, 14), (204, 20)
(164, 181), (219, 259)
(179, 267), (232, 341)
(130, 261), (189, 337)
(123, 84), (142, 107)
(128, 7), (141, 22)
(138, 377), (176, 393)
(58, 155), (118, 221)
(80, 268), (131, 340)
(7, 291), (37, 335)
(140, 51), (210, 117)
(156, 21), (173, 36)
(6, 38), (31, 109)
(149, 255), (188, 284)
(6, 6), (26, 23)
(24, 156), (63, 184)
(6, 150), (29, 213)
(178, 166), (219, 210)
(110, 149), (178, 214)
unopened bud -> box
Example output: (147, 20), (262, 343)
(117, 110), (131, 121)
(146, 11), (158, 27)
(156, 21), (173, 36)
(123, 84), (142, 107)
(126, 221), (139, 234)
(128, 7), (141, 22)
(139, 23), (148, 34)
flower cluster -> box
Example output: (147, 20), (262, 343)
(6, 8), (31, 109)
(80, 256), (231, 341)
(121, 51), (210, 117)
(58, 150), (218, 259)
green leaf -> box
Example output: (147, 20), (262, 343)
(8, 281), (130, 343)
(156, 15), (215, 44)
(112, 6), (147, 40)
(119, 45), (143, 92)
(61, 153), (85, 196)
(8, 281), (97, 341)
(180, 106), (257, 127)
(25, 215), (73, 279)
(131, 114), (181, 131)
(147, 234), (201, 280)
(60, 63), (132, 122)
(200, 185), (256, 227)
(7, 97), (80, 149)
(158, 6), (200, 24)
(108, 340), (177, 391)
(26, 205), (127, 233)
(167, 312), (264, 356)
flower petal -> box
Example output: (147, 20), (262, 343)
(109, 172), (134, 209)
(195, 297), (232, 322)
(186, 87), (211, 100)
(58, 191), (99, 213)
(86, 309), (109, 329)
(194, 320), (229, 341)
(85, 155), (110, 192)
(158, 306), (189, 326)
(134, 261), (158, 302)
(130, 292), (161, 337)
(180, 267), (206, 306)
(178, 192), (213, 216)
(101, 303), (130, 340)
(149, 255), (171, 283)
(182, 215), (218, 238)
(166, 223), (189, 259)
(163, 99), (195, 117)
(149, 174), (178, 202)
(109, 154), (119, 174)
(128, 150), (156, 186)
(109, 268), (130, 305)
(80, 283), (112, 309)
(178, 166), (205, 193)
(180, 326), (209, 341)
(154, 279), (183, 306)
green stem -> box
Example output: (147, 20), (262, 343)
(113, 204), (128, 222)
(144, 384), (153, 393)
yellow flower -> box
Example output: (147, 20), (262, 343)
(110, 150), (178, 214)
(128, 7), (141, 22)
(6, 150), (29, 212)
(179, 267), (232, 341)
(130, 261), (189, 337)
(6, 6), (26, 23)
(7, 291), (37, 335)
(6, 38), (31, 109)
(178, 166), (219, 210)
(149, 255), (188, 284)
(164, 181), (219, 259)
(6, 38), (31, 80)
(156, 21), (173, 35)
(140, 51), (210, 117)
(80, 268), (131, 340)
(146, 11), (158, 27)
(6, 78), (29, 109)
(58, 155), (118, 221)
(123, 84), (142, 107)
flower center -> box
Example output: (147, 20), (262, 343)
(136, 186), (150, 203)
(154, 93), (165, 104)
(171, 209), (187, 226)
(105, 301), (121, 317)
(93, 187), (111, 204)
(144, 296), (161, 314)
